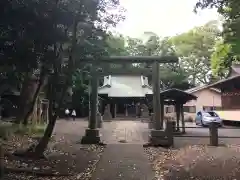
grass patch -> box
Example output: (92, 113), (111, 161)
(0, 122), (14, 140)
(0, 122), (46, 140)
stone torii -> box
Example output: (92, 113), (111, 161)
(80, 56), (178, 144)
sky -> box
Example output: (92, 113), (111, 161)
(114, 0), (220, 38)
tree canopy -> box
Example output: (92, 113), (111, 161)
(195, 0), (240, 77)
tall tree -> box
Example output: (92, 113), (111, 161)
(12, 0), (124, 158)
(0, 0), (72, 124)
(170, 21), (221, 85)
(195, 0), (240, 79)
(107, 32), (192, 89)
(211, 39), (233, 78)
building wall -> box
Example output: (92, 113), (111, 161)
(173, 89), (222, 120)
(221, 85), (240, 110)
(215, 110), (240, 121)
(217, 84), (240, 121)
(185, 89), (221, 111)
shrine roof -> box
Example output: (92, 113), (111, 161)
(206, 75), (240, 89)
(160, 88), (197, 102)
(98, 75), (152, 98)
(98, 75), (197, 103)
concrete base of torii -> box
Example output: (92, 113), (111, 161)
(149, 130), (169, 146)
(148, 121), (174, 147)
(81, 129), (101, 144)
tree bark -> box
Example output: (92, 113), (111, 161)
(22, 72), (46, 125)
(16, 73), (39, 125)
(0, 144), (4, 178)
(32, 114), (56, 156)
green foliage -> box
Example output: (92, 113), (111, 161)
(211, 40), (232, 77)
(195, 0), (240, 78)
(108, 32), (192, 89)
(0, 122), (46, 140)
(170, 21), (221, 84)
(13, 124), (46, 136)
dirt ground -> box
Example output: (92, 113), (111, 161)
(2, 120), (104, 180)
(145, 144), (240, 180)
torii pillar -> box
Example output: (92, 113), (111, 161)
(149, 61), (167, 145)
(81, 66), (101, 144)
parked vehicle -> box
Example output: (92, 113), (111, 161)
(195, 111), (223, 126)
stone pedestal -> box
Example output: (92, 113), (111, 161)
(148, 114), (154, 129)
(149, 130), (169, 146)
(103, 104), (112, 121)
(81, 129), (101, 144)
(149, 120), (174, 147)
(148, 122), (153, 129)
(125, 105), (128, 117)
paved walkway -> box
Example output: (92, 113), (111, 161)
(91, 144), (154, 180)
(100, 121), (149, 144)
(91, 121), (154, 180)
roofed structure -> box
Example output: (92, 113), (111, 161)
(229, 63), (240, 77)
(185, 85), (221, 94)
(98, 75), (197, 103)
(161, 88), (197, 103)
(204, 63), (240, 118)
(206, 63), (240, 89)
(207, 75), (240, 89)
(98, 75), (152, 97)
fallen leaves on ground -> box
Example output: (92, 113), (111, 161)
(145, 145), (240, 180)
(1, 134), (105, 180)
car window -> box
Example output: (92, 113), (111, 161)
(204, 111), (218, 117)
(197, 112), (202, 116)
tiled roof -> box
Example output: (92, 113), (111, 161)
(98, 75), (152, 97)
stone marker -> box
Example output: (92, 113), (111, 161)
(103, 104), (112, 121)
(209, 122), (218, 146)
(97, 112), (103, 128)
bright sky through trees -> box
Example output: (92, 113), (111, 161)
(115, 0), (220, 37)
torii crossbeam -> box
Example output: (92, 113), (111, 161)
(80, 56), (178, 145)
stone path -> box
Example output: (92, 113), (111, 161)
(91, 121), (154, 180)
(100, 120), (149, 144)
(91, 144), (154, 180)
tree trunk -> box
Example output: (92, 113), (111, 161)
(27, 18), (77, 157)
(14, 16), (78, 159)
(16, 73), (39, 125)
(32, 115), (56, 157)
(0, 145), (4, 178)
(23, 73), (46, 125)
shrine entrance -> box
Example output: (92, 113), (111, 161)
(80, 56), (179, 145)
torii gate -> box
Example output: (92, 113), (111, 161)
(80, 56), (178, 144)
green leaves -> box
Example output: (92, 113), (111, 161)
(195, 0), (240, 79)
(211, 40), (232, 77)
(170, 21), (221, 85)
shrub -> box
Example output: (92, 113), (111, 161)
(0, 122), (46, 140)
